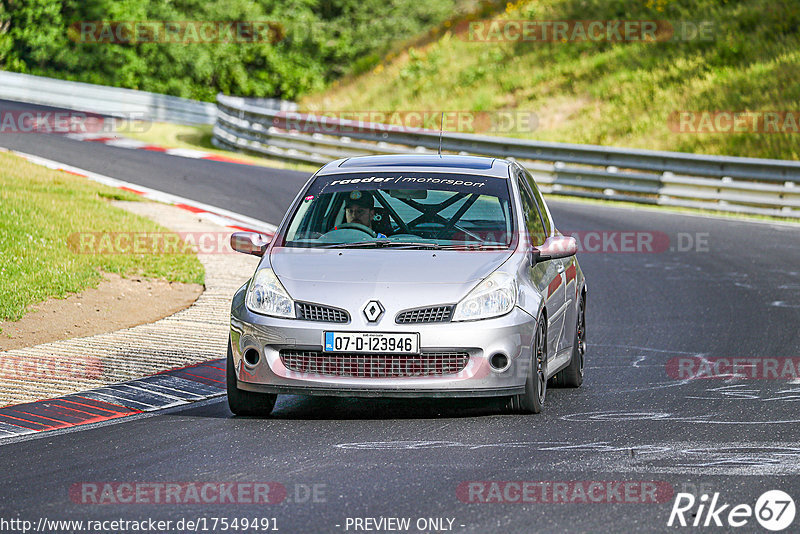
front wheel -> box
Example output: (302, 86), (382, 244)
(226, 338), (277, 416)
(508, 315), (547, 414)
(550, 292), (586, 388)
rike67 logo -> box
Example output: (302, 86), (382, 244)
(668, 490), (796, 531)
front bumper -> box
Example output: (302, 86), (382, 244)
(230, 296), (537, 399)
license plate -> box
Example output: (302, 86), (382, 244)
(323, 332), (419, 354)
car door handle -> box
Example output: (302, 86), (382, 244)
(556, 264), (566, 274)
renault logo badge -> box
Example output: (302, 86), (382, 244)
(363, 300), (384, 322)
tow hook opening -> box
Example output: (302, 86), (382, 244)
(489, 352), (510, 372)
(243, 348), (261, 366)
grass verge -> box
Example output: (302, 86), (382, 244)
(0, 151), (205, 323)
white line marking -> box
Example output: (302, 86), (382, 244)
(104, 138), (148, 149)
(164, 148), (209, 158)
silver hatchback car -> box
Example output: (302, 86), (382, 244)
(227, 154), (586, 415)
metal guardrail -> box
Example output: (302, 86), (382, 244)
(0, 71), (217, 125)
(213, 93), (800, 218)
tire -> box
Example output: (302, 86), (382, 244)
(550, 292), (586, 388)
(508, 315), (547, 414)
(226, 338), (277, 416)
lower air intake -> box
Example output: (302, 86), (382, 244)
(280, 350), (469, 378)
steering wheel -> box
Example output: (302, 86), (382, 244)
(335, 222), (378, 238)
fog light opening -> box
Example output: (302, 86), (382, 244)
(489, 353), (510, 372)
(243, 348), (261, 366)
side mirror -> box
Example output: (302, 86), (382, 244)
(532, 235), (577, 262)
(230, 232), (270, 256)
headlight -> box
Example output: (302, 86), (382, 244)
(452, 271), (517, 321)
(246, 268), (295, 318)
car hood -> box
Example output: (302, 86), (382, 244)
(269, 247), (513, 311)
(271, 248), (511, 284)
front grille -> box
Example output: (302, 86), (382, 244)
(396, 305), (454, 324)
(296, 302), (349, 323)
(280, 350), (469, 378)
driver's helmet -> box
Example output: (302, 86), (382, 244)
(344, 190), (374, 210)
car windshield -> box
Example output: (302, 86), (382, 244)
(281, 172), (515, 249)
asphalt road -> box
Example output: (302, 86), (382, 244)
(2, 101), (800, 533)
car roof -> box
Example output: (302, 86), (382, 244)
(316, 154), (513, 178)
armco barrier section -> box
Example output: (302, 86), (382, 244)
(0, 71), (217, 125)
(213, 94), (800, 218)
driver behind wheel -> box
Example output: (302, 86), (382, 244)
(344, 191), (386, 237)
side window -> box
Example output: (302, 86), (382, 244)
(518, 180), (547, 246)
(523, 168), (553, 234)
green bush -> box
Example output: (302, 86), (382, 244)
(0, 0), (466, 100)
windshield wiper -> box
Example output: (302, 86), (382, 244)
(320, 241), (508, 250)
(321, 240), (441, 249)
(378, 241), (441, 249)
(436, 243), (508, 250)
(320, 241), (381, 249)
